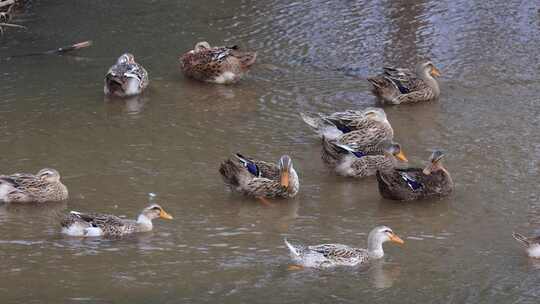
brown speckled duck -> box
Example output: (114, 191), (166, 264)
(61, 204), (173, 237)
(0, 168), (68, 203)
(301, 107), (394, 155)
(179, 41), (257, 84)
(104, 53), (149, 97)
(321, 139), (408, 178)
(284, 226), (404, 268)
(368, 61), (441, 104)
(376, 150), (453, 201)
(219, 154), (299, 199)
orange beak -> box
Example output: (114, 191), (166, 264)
(389, 233), (404, 244)
(431, 66), (441, 77)
(159, 209), (173, 220)
(395, 151), (408, 162)
(280, 170), (290, 188)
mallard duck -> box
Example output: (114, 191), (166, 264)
(285, 226), (404, 268)
(322, 139), (408, 177)
(368, 61), (441, 104)
(0, 168), (68, 203)
(104, 53), (149, 97)
(61, 204), (173, 237)
(376, 150), (453, 201)
(302, 108), (394, 155)
(513, 232), (540, 258)
(179, 41), (257, 84)
(301, 107), (393, 140)
(219, 154), (299, 199)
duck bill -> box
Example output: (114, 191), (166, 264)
(159, 210), (173, 220)
(395, 151), (408, 162)
(389, 233), (404, 244)
(280, 170), (290, 188)
(431, 66), (441, 77)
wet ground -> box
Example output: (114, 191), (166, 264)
(1, 0), (540, 303)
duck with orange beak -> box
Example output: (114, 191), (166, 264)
(376, 150), (453, 201)
(285, 226), (404, 268)
(368, 61), (441, 104)
(219, 154), (299, 199)
(322, 139), (408, 178)
(61, 203), (173, 238)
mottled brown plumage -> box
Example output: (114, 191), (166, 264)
(0, 168), (68, 203)
(180, 41), (257, 84)
(321, 139), (408, 178)
(219, 154), (299, 199)
(376, 150), (453, 201)
(61, 204), (173, 238)
(104, 53), (149, 97)
(368, 61), (441, 104)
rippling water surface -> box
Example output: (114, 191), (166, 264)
(1, 0), (540, 303)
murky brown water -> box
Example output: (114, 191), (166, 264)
(1, 0), (540, 303)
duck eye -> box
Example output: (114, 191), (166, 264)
(151, 207), (161, 211)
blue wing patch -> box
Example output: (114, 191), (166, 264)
(352, 150), (366, 158)
(235, 154), (261, 177)
(399, 172), (423, 191)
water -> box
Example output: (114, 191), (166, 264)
(1, 0), (540, 303)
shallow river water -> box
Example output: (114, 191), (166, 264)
(1, 0), (540, 303)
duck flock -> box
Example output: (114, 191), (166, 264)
(1, 41), (537, 270)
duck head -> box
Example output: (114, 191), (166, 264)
(416, 61), (441, 78)
(367, 225), (404, 258)
(422, 150), (446, 175)
(37, 168), (62, 183)
(278, 155), (294, 189)
(381, 141), (408, 162)
(141, 204), (173, 220)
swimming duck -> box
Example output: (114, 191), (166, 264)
(104, 53), (149, 97)
(376, 150), (453, 201)
(301, 107), (393, 141)
(219, 154), (299, 199)
(513, 232), (540, 258)
(368, 61), (441, 104)
(179, 41), (257, 84)
(285, 226), (404, 268)
(302, 108), (394, 155)
(0, 168), (68, 203)
(322, 139), (408, 178)
(61, 204), (173, 237)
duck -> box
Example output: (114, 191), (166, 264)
(0, 168), (68, 203)
(61, 204), (173, 237)
(284, 226), (404, 268)
(219, 154), (299, 199)
(376, 150), (453, 201)
(301, 107), (393, 141)
(179, 41), (257, 84)
(513, 232), (540, 258)
(367, 61), (441, 104)
(322, 139), (408, 178)
(104, 53), (149, 97)
(302, 108), (394, 155)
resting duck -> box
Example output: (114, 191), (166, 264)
(61, 204), (173, 237)
(219, 154), (299, 199)
(368, 61), (441, 104)
(285, 226), (404, 268)
(512, 232), (540, 258)
(104, 53), (149, 97)
(301, 107), (394, 155)
(0, 168), (68, 203)
(179, 41), (257, 84)
(322, 139), (408, 178)
(376, 150), (453, 201)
